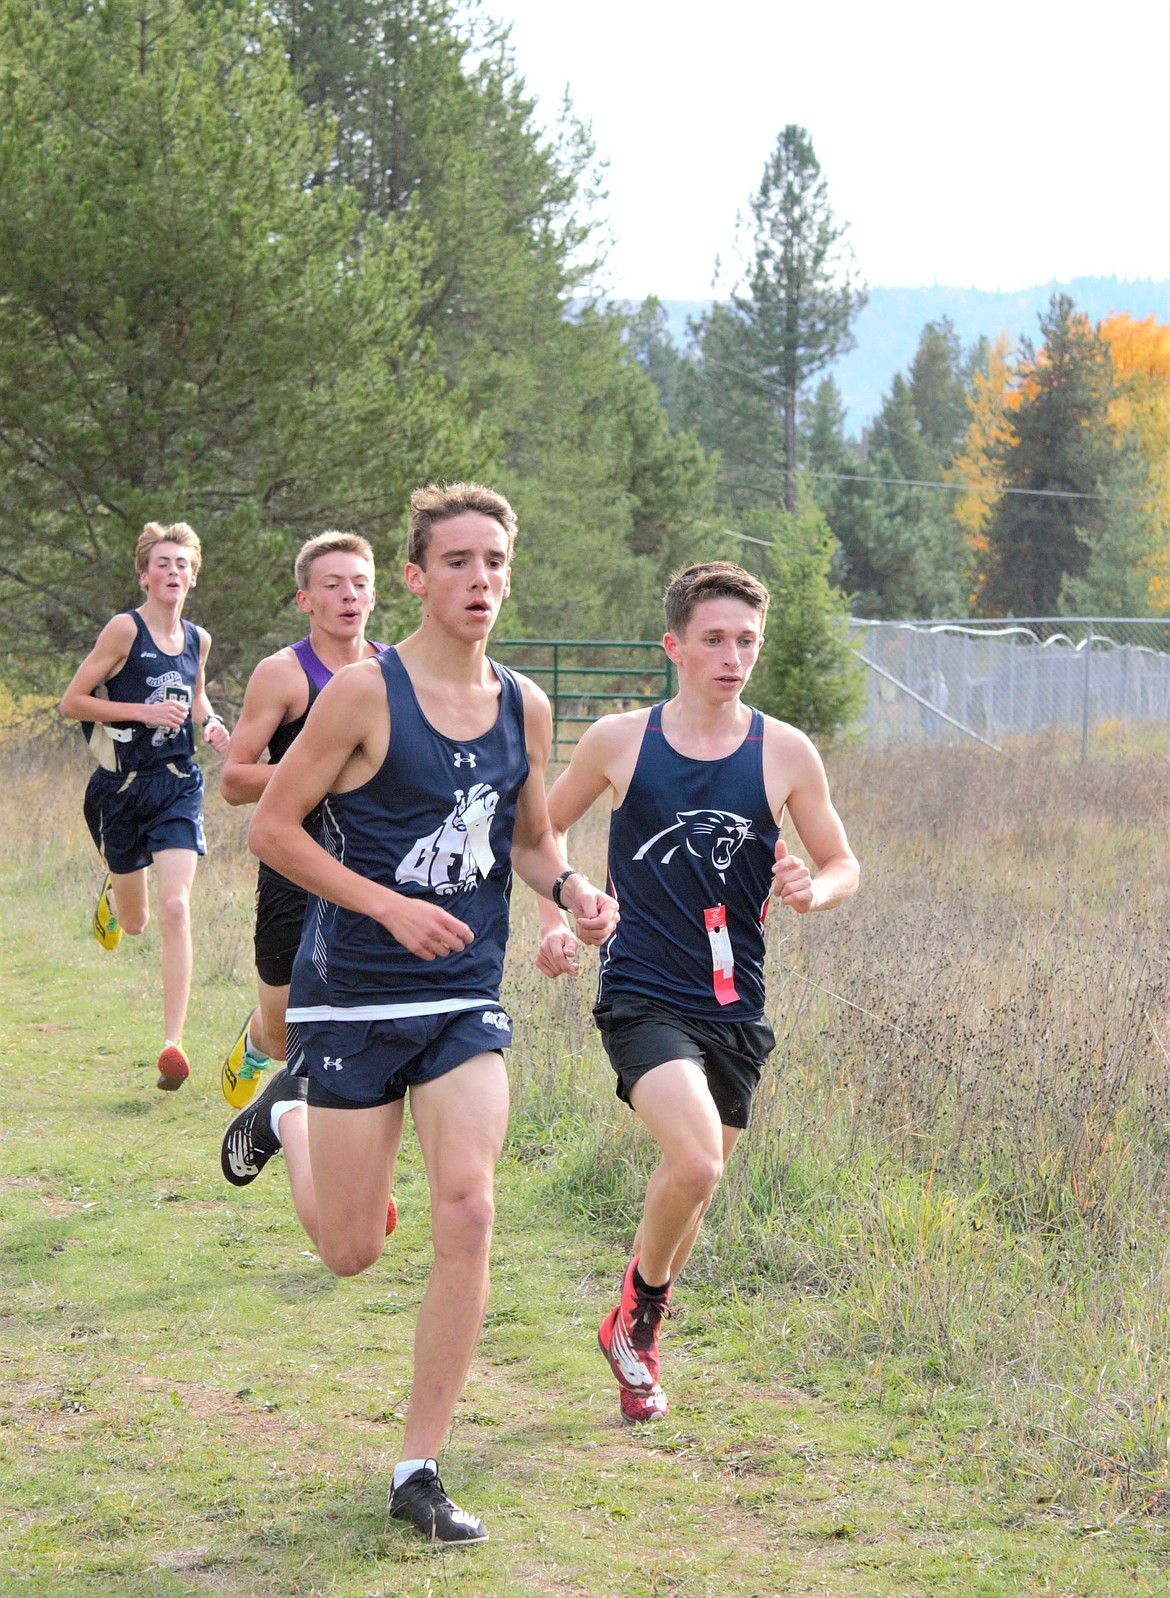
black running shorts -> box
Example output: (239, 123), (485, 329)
(253, 871), (309, 987)
(592, 995), (775, 1130)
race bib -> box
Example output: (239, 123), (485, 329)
(704, 904), (739, 1006)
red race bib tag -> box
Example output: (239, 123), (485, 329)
(704, 904), (740, 1006)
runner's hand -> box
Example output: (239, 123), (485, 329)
(772, 838), (815, 913)
(562, 879), (619, 946)
(536, 925), (580, 978)
(140, 699), (189, 730)
(379, 896), (475, 961)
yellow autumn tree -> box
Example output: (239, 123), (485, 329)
(945, 334), (1015, 604)
(1099, 314), (1170, 611)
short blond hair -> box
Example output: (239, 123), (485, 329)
(407, 482), (517, 567)
(295, 529), (375, 591)
(135, 521), (202, 578)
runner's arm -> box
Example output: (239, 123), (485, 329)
(768, 726), (858, 914)
(193, 628), (229, 753)
(220, 653), (304, 805)
(510, 681), (617, 949)
(59, 614), (186, 731)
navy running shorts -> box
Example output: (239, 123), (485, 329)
(253, 870), (309, 988)
(286, 1003), (513, 1108)
(84, 761), (205, 874)
(592, 995), (775, 1130)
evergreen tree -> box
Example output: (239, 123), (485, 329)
(0, 0), (481, 686)
(980, 295), (1118, 615)
(908, 318), (971, 458)
(501, 307), (715, 643)
(822, 321), (994, 618)
(829, 467), (967, 619)
(270, 0), (714, 640)
(626, 296), (685, 422)
(869, 374), (940, 485)
(675, 302), (786, 515)
(800, 375), (851, 484)
(1060, 444), (1167, 616)
(744, 500), (865, 741)
(712, 126), (867, 514)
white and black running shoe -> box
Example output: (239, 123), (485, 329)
(220, 1068), (304, 1187)
(387, 1462), (488, 1545)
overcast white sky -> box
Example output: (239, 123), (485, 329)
(482, 0), (1170, 302)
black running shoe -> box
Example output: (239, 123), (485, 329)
(387, 1462), (488, 1546)
(220, 1068), (305, 1187)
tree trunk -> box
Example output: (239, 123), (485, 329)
(784, 385), (798, 514)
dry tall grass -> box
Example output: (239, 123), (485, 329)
(6, 728), (1170, 1515)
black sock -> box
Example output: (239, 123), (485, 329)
(633, 1263), (670, 1296)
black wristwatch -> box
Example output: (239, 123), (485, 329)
(551, 868), (581, 910)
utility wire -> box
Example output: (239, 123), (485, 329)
(720, 462), (1154, 506)
(805, 468), (1153, 504)
(697, 356), (1154, 504)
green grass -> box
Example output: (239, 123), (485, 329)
(3, 736), (1170, 1593)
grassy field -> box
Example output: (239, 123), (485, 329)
(4, 730), (1170, 1595)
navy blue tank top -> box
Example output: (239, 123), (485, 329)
(259, 636), (387, 888)
(86, 612), (201, 772)
(288, 648), (529, 1019)
(597, 703), (778, 1021)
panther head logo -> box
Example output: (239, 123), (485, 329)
(633, 809), (754, 879)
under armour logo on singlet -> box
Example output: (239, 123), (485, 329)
(453, 751), (477, 768)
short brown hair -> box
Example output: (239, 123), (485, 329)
(407, 482), (517, 567)
(295, 529), (374, 591)
(135, 521), (202, 578)
(663, 561), (770, 636)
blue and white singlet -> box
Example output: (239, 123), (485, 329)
(597, 702), (779, 1022)
(287, 648), (529, 1021)
(84, 612), (202, 772)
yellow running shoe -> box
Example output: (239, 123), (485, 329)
(92, 873), (122, 951)
(221, 1012), (270, 1109)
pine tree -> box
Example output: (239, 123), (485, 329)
(744, 500), (865, 741)
(722, 126), (867, 513)
(0, 0), (481, 684)
(980, 296), (1118, 615)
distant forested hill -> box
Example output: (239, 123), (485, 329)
(649, 277), (1170, 434)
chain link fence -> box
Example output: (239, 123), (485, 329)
(850, 618), (1170, 753)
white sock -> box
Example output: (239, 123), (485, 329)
(269, 1100), (304, 1143)
(243, 1030), (270, 1065)
(393, 1457), (437, 1489)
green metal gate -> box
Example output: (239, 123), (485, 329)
(492, 640), (674, 762)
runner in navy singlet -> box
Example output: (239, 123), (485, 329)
(217, 533), (387, 1099)
(59, 521), (231, 1090)
(219, 483), (618, 1546)
(535, 561), (859, 1424)
(216, 530), (403, 1238)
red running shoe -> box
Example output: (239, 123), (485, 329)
(598, 1256), (671, 1422)
(156, 1043), (190, 1091)
(386, 1193), (398, 1237)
